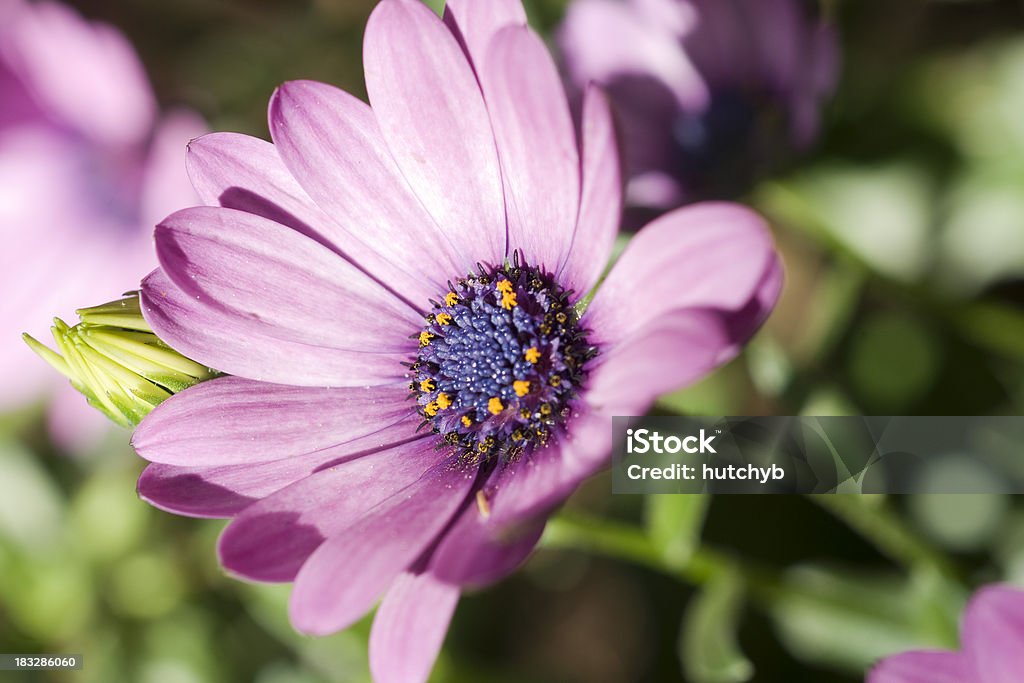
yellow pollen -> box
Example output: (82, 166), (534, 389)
(419, 331), (433, 347)
(496, 279), (514, 294)
(435, 312), (452, 325)
(419, 379), (435, 392)
(513, 380), (530, 397)
(445, 292), (458, 306)
(487, 397), (504, 415)
(525, 347), (541, 363)
(476, 490), (491, 519)
(461, 415), (472, 427)
(519, 408), (531, 419)
(500, 291), (518, 310)
(512, 429), (524, 441)
(436, 392), (452, 410)
(540, 403), (552, 415)
(550, 375), (562, 387)
(424, 402), (439, 417)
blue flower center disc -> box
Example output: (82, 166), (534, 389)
(409, 254), (596, 461)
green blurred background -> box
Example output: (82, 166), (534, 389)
(3, 0), (1024, 681)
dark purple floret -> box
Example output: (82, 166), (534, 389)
(409, 253), (596, 461)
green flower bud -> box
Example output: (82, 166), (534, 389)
(23, 294), (215, 427)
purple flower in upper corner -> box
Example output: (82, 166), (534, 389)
(558, 0), (839, 218)
(869, 584), (1024, 683)
(0, 0), (204, 447)
(129, 0), (781, 681)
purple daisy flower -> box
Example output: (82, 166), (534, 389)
(558, 0), (839, 213)
(869, 584), (1024, 683)
(130, 0), (781, 680)
(0, 0), (203, 446)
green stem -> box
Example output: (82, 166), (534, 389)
(810, 495), (958, 579)
(542, 511), (782, 602)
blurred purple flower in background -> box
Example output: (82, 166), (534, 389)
(559, 0), (838, 217)
(127, 0), (781, 680)
(0, 0), (203, 447)
(869, 584), (1024, 683)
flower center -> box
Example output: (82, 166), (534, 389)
(409, 255), (596, 461)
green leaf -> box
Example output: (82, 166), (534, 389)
(679, 569), (754, 683)
(645, 494), (709, 570)
(950, 301), (1024, 361)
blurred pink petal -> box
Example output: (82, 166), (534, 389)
(0, 0), (205, 447)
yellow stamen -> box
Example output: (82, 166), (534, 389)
(513, 380), (530, 397)
(419, 379), (435, 392)
(550, 375), (562, 387)
(512, 429), (524, 441)
(424, 402), (439, 417)
(540, 403), (552, 416)
(461, 415), (472, 427)
(419, 331), (433, 347)
(500, 291), (518, 310)
(436, 392), (452, 410)
(436, 312), (452, 325)
(487, 397), (504, 415)
(519, 408), (531, 419)
(445, 292), (459, 306)
(496, 279), (514, 294)
(476, 490), (491, 519)
(524, 347), (541, 364)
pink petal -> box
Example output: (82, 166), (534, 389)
(137, 417), (422, 518)
(559, 86), (622, 295)
(558, 0), (708, 110)
(217, 436), (441, 582)
(430, 507), (545, 587)
(731, 0), (802, 94)
(963, 585), (1024, 683)
(585, 309), (733, 416)
(363, 0), (505, 266)
(0, 52), (41, 127)
(584, 202), (777, 344)
(1, 0), (156, 145)
(141, 269), (406, 387)
(483, 411), (613, 528)
(868, 651), (970, 683)
(289, 460), (476, 635)
(479, 25), (579, 272)
(435, 411), (612, 583)
(369, 572), (460, 683)
(681, 0), (757, 88)
(268, 81), (466, 294)
(154, 206), (420, 352)
(186, 131), (436, 308)
(132, 376), (411, 466)
(721, 256), (783, 364)
(443, 0), (526, 70)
